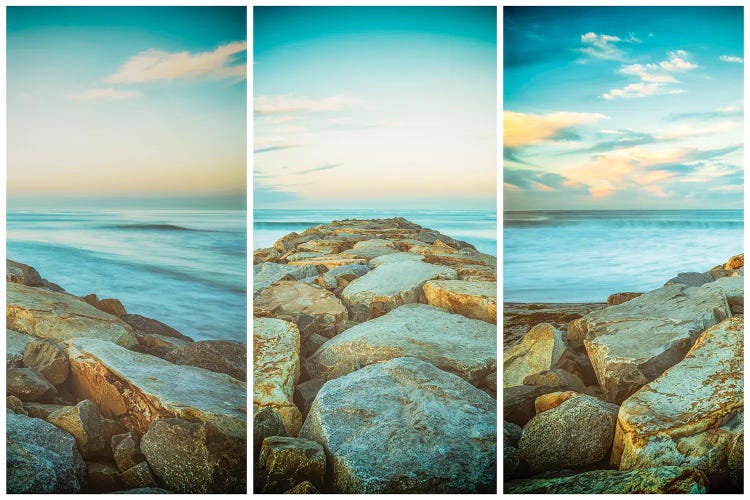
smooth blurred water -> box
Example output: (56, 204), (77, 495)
(504, 210), (744, 302)
(253, 209), (498, 256)
(7, 210), (247, 342)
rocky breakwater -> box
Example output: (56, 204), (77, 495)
(503, 253), (743, 494)
(6, 259), (247, 494)
(253, 218), (498, 493)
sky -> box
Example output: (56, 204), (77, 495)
(7, 7), (247, 208)
(504, 7), (743, 210)
(253, 7), (497, 210)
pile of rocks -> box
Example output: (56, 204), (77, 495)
(503, 253), (744, 494)
(6, 260), (247, 494)
(253, 218), (498, 493)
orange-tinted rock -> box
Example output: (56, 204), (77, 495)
(725, 253), (744, 270)
(534, 391), (580, 414)
(606, 292), (643, 306)
(423, 279), (497, 323)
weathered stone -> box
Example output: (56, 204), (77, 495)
(7, 409), (87, 493)
(132, 331), (191, 358)
(64, 338), (246, 441)
(339, 239), (398, 260)
(571, 284), (730, 403)
(503, 323), (569, 388)
(301, 333), (328, 359)
(164, 340), (246, 381)
(6, 259), (42, 286)
(503, 384), (557, 427)
(40, 279), (66, 292)
(369, 252), (425, 267)
(254, 318), (302, 436)
(140, 418), (212, 493)
(253, 262), (319, 297)
(287, 255), (368, 270)
(612, 316), (743, 490)
(725, 253), (744, 270)
(315, 263), (370, 291)
(87, 462), (122, 493)
(285, 250), (332, 262)
(534, 390), (581, 414)
(703, 276), (743, 315)
(119, 461), (158, 489)
(523, 369), (587, 393)
(664, 271), (714, 287)
(7, 283), (138, 347)
(254, 407), (287, 457)
(112, 432), (146, 472)
(47, 399), (106, 460)
(22, 339), (70, 385)
(7, 328), (35, 367)
(607, 292), (643, 306)
(504, 420), (525, 479)
(519, 395), (619, 473)
(455, 264), (497, 281)
(305, 304), (496, 387)
(22, 402), (67, 419)
(410, 246), (496, 267)
(341, 260), (457, 322)
(296, 238), (349, 254)
(504, 420), (523, 448)
(728, 432), (743, 490)
(423, 279), (496, 323)
(257, 436), (326, 493)
(300, 357), (496, 493)
(503, 302), (606, 349)
(7, 366), (57, 402)
(254, 281), (347, 339)
(505, 466), (708, 494)
(120, 313), (193, 342)
(294, 378), (325, 418)
(285, 481), (320, 493)
(7, 395), (26, 414)
(83, 294), (127, 317)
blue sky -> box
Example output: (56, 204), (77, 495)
(504, 7), (743, 210)
(254, 7), (497, 209)
(7, 7), (246, 204)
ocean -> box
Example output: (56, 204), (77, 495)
(253, 209), (498, 256)
(7, 210), (247, 343)
(504, 209), (744, 303)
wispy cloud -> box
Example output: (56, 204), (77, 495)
(254, 95), (363, 115)
(720, 55), (744, 64)
(253, 145), (299, 155)
(296, 163), (342, 175)
(670, 104), (743, 120)
(579, 32), (627, 61)
(68, 87), (142, 101)
(504, 111), (608, 149)
(107, 41), (246, 83)
(602, 50), (697, 100)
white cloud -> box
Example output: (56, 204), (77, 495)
(659, 50), (698, 71)
(68, 88), (142, 101)
(254, 95), (363, 115)
(107, 41), (246, 83)
(579, 32), (625, 60)
(720, 55), (744, 64)
(504, 111), (608, 148)
(602, 82), (684, 100)
(619, 63), (677, 83)
(602, 50), (697, 100)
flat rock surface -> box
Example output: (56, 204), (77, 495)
(7, 409), (87, 493)
(7, 282), (137, 348)
(612, 316), (743, 486)
(503, 302), (605, 350)
(340, 260), (457, 321)
(423, 279), (497, 324)
(65, 338), (247, 440)
(305, 304), (496, 387)
(572, 284), (730, 402)
(253, 318), (302, 436)
(164, 340), (246, 382)
(299, 357), (496, 493)
(253, 263), (318, 297)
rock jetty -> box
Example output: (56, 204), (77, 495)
(503, 253), (743, 494)
(253, 218), (498, 493)
(6, 260), (247, 494)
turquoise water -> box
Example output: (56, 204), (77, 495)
(7, 210), (247, 342)
(504, 209), (744, 302)
(253, 209), (498, 256)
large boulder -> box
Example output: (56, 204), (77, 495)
(503, 323), (568, 388)
(612, 316), (743, 490)
(112, 432), (146, 472)
(256, 436), (326, 493)
(6, 259), (42, 286)
(725, 253), (744, 270)
(503, 384), (557, 427)
(120, 314), (193, 342)
(7, 409), (87, 493)
(505, 466), (708, 494)
(369, 252), (425, 267)
(64, 338), (246, 443)
(86, 462), (122, 493)
(305, 304), (496, 387)
(254, 281), (348, 339)
(339, 239), (398, 260)
(253, 318), (302, 436)
(253, 407), (287, 458)
(663, 272), (714, 287)
(253, 262), (319, 297)
(299, 357), (496, 493)
(22, 339), (70, 385)
(340, 260), (457, 322)
(503, 302), (606, 349)
(7, 366), (57, 402)
(47, 399), (106, 460)
(7, 328), (35, 367)
(164, 340), (246, 382)
(519, 395), (619, 473)
(702, 276), (743, 315)
(7, 283), (138, 348)
(570, 284), (730, 402)
(422, 279), (497, 323)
